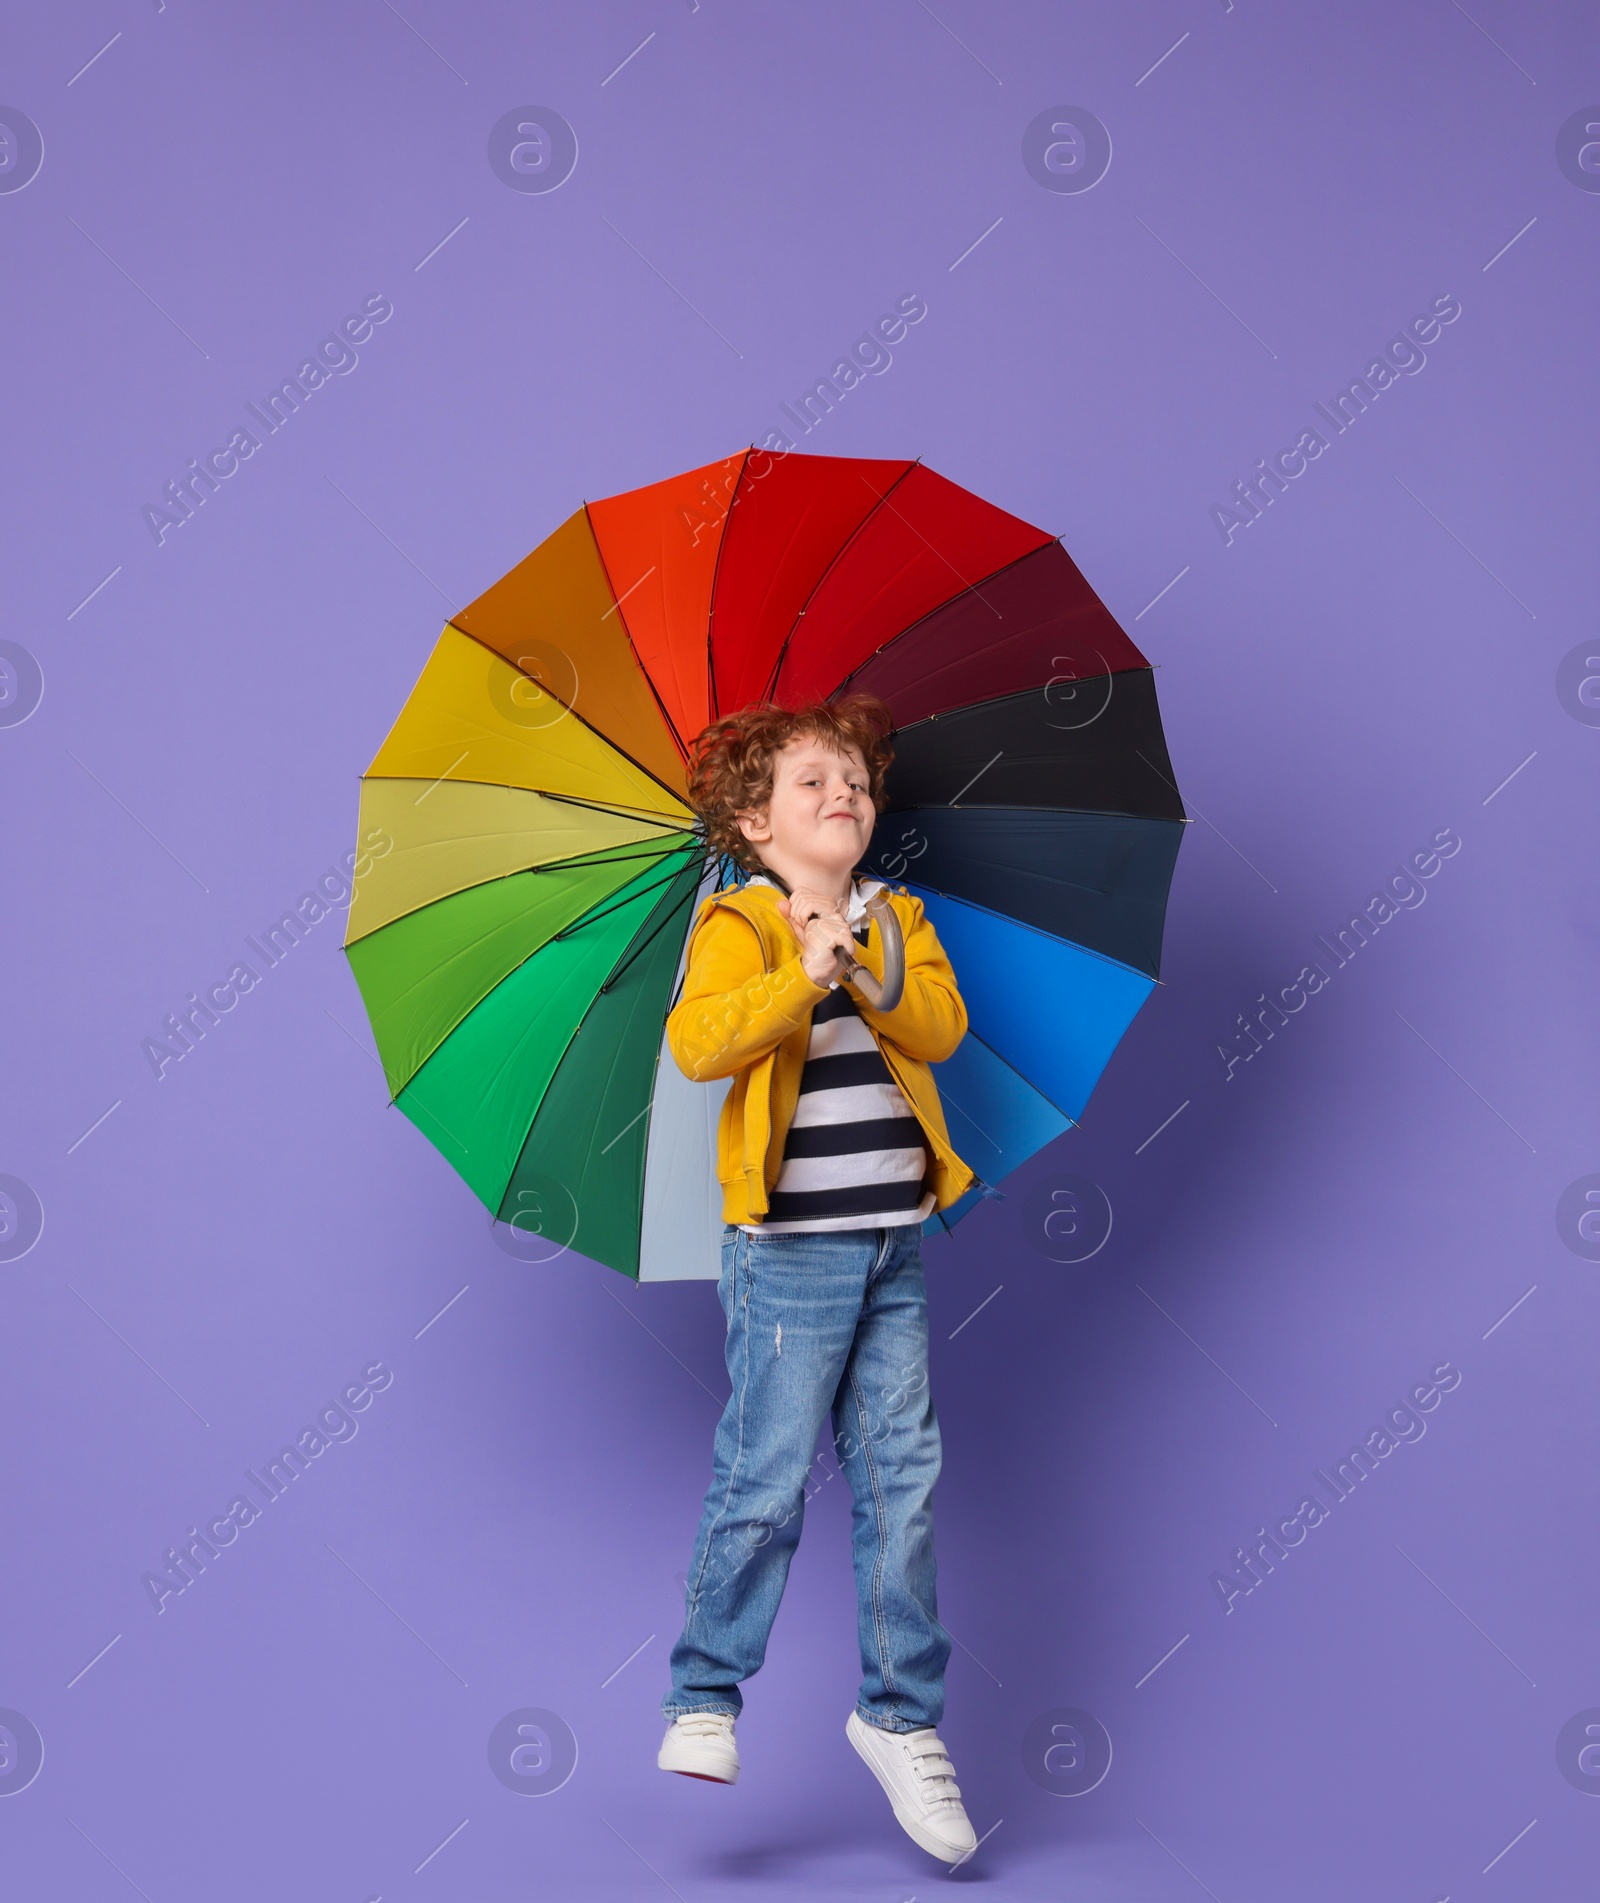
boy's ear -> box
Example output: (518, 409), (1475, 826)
(735, 804), (771, 845)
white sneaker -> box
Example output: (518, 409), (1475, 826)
(846, 1710), (979, 1863)
(658, 1711), (739, 1783)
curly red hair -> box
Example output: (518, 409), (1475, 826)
(687, 695), (895, 873)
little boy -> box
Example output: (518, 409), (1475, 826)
(656, 693), (980, 1866)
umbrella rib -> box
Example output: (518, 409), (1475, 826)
(444, 620), (692, 809)
(890, 673), (1134, 739)
(434, 861), (700, 1173)
(875, 661), (1146, 729)
(879, 807), (1180, 902)
(535, 839), (702, 878)
(705, 447), (755, 721)
(593, 856), (705, 993)
(845, 477), (1024, 627)
(656, 853), (742, 1016)
(510, 867), (699, 1279)
(376, 770), (691, 832)
(345, 793), (694, 949)
(526, 786), (694, 828)
(951, 1026), (1082, 1127)
(899, 875), (1161, 982)
(722, 499), (814, 713)
(885, 797), (1182, 827)
(358, 852), (698, 1097)
(344, 838), (693, 948)
(358, 774), (691, 832)
(545, 849), (702, 952)
(761, 458), (922, 702)
(830, 540), (1142, 701)
(581, 501), (693, 765)
(886, 686), (1186, 824)
(590, 893), (697, 1144)
(521, 976), (651, 1267)
(357, 860), (678, 1025)
(831, 539), (1052, 697)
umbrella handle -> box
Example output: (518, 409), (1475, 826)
(840, 891), (905, 1014)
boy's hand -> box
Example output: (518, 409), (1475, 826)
(779, 890), (857, 987)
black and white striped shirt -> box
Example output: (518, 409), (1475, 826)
(741, 877), (933, 1235)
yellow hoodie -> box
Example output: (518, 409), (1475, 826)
(665, 878), (974, 1226)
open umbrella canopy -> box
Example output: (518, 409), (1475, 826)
(343, 450), (1187, 1279)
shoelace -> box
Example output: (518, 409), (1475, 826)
(903, 1731), (962, 1806)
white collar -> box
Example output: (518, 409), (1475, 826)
(745, 874), (884, 924)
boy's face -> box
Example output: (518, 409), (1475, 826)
(736, 735), (875, 882)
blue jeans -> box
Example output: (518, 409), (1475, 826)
(662, 1222), (950, 1733)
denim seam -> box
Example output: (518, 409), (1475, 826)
(686, 1232), (753, 1628)
(849, 1351), (899, 1709)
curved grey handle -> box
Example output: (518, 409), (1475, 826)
(843, 892), (905, 1013)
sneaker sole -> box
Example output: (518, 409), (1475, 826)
(657, 1742), (739, 1784)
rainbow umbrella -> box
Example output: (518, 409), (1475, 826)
(342, 451), (1186, 1280)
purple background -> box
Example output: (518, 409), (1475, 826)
(4, 3), (1597, 1896)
